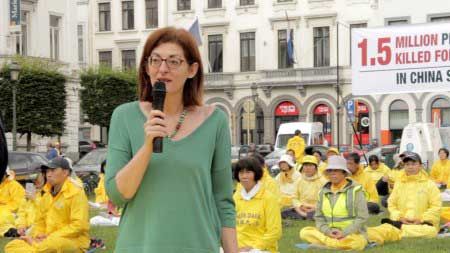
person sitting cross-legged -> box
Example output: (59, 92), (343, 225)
(233, 157), (282, 253)
(367, 152), (442, 246)
(299, 156), (369, 251)
(0, 168), (25, 237)
(5, 157), (90, 253)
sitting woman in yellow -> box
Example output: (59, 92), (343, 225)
(275, 154), (301, 208)
(300, 156), (369, 251)
(14, 167), (47, 236)
(368, 152), (441, 246)
(430, 148), (450, 188)
(233, 157), (282, 253)
(95, 160), (108, 204)
(0, 168), (25, 237)
(282, 155), (327, 220)
(364, 155), (391, 187)
(313, 150), (327, 176)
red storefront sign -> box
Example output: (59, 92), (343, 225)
(314, 104), (331, 115)
(357, 102), (369, 113)
(275, 101), (299, 116)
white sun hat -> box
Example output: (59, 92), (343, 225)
(278, 154), (295, 168)
(325, 156), (352, 175)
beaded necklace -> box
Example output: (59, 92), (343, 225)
(168, 109), (188, 139)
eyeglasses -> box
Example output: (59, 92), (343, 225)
(147, 55), (186, 70)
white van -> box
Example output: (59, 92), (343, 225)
(400, 123), (442, 169)
(274, 122), (324, 151)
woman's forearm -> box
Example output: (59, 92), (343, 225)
(115, 144), (153, 199)
(221, 227), (238, 253)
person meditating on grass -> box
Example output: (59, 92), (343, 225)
(5, 157), (90, 253)
(300, 156), (369, 251)
(233, 157), (281, 253)
(368, 152), (441, 245)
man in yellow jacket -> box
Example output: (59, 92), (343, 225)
(286, 130), (305, 164)
(346, 153), (380, 214)
(300, 156), (369, 251)
(368, 152), (441, 245)
(0, 168), (25, 236)
(430, 148), (450, 188)
(233, 157), (282, 253)
(5, 157), (90, 253)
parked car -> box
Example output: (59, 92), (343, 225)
(78, 139), (97, 159)
(361, 144), (400, 168)
(8, 151), (48, 182)
(231, 146), (240, 164)
(256, 144), (273, 157)
(73, 148), (107, 195)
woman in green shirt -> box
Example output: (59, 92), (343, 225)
(105, 27), (237, 253)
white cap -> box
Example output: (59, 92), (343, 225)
(278, 154), (295, 168)
(325, 156), (352, 175)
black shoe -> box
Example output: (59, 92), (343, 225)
(3, 228), (20, 238)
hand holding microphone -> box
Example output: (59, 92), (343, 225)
(144, 81), (168, 152)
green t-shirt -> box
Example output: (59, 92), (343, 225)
(105, 101), (236, 253)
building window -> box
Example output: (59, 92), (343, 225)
(349, 23), (367, 65)
(99, 3), (111, 31)
(313, 26), (329, 67)
(240, 32), (255, 72)
(240, 0), (254, 5)
(99, 51), (112, 67)
(17, 11), (29, 56)
(146, 0), (158, 28)
(122, 1), (134, 30)
(387, 19), (409, 26)
(77, 25), (84, 62)
(389, 100), (409, 143)
(122, 50), (136, 70)
(278, 30), (293, 69)
(208, 0), (221, 8)
(430, 16), (450, 22)
(208, 35), (223, 72)
(431, 98), (450, 127)
(177, 0), (190, 11)
(49, 15), (61, 60)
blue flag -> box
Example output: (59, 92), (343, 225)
(188, 18), (202, 46)
(287, 29), (294, 64)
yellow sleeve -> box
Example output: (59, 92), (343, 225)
(32, 195), (48, 237)
(388, 184), (401, 221)
(15, 199), (29, 229)
(49, 191), (90, 239)
(364, 177), (379, 203)
(422, 182), (442, 226)
(292, 181), (301, 208)
(95, 175), (108, 203)
(254, 194), (282, 251)
(430, 163), (440, 182)
(8, 181), (25, 212)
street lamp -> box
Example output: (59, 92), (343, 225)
(9, 61), (20, 151)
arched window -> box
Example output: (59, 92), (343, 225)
(431, 98), (450, 127)
(389, 100), (409, 143)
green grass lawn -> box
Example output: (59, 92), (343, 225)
(1, 211), (450, 252)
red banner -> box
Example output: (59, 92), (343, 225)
(275, 101), (299, 116)
(314, 104), (331, 115)
(357, 102), (369, 113)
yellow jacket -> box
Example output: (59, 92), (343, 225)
(286, 136), (305, 163)
(293, 174), (327, 208)
(275, 170), (302, 207)
(430, 159), (450, 184)
(234, 186), (282, 253)
(33, 178), (90, 250)
(318, 162), (327, 176)
(15, 192), (44, 229)
(94, 173), (108, 204)
(349, 167), (379, 203)
(0, 178), (25, 212)
(364, 163), (391, 186)
(388, 171), (441, 228)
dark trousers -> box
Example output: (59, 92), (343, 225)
(281, 208), (315, 220)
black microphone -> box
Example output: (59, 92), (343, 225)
(152, 81), (166, 153)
